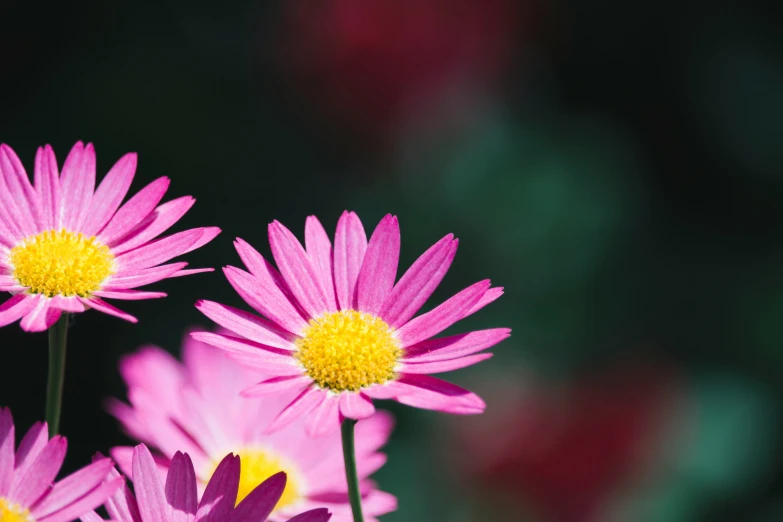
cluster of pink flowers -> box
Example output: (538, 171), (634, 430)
(0, 143), (508, 522)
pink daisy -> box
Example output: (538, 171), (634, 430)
(194, 211), (509, 435)
(0, 142), (220, 331)
(82, 445), (331, 522)
(0, 407), (123, 522)
(106, 332), (396, 522)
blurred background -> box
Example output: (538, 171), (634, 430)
(1, 0), (782, 521)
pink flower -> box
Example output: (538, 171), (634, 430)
(0, 407), (122, 522)
(194, 211), (509, 436)
(107, 333), (396, 522)
(0, 142), (220, 331)
(82, 445), (331, 522)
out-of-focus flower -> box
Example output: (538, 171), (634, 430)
(278, 0), (522, 143)
(82, 445), (332, 522)
(450, 361), (683, 522)
(107, 333), (396, 522)
(0, 142), (220, 331)
(194, 212), (508, 435)
(0, 406), (122, 522)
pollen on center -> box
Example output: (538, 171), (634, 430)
(295, 309), (401, 392)
(0, 498), (34, 522)
(9, 229), (115, 297)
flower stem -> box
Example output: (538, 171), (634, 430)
(341, 418), (365, 522)
(45, 313), (69, 437)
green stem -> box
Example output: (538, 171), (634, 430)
(341, 418), (365, 522)
(45, 313), (69, 437)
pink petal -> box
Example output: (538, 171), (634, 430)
(339, 393), (375, 420)
(12, 422), (48, 486)
(234, 239), (291, 295)
(0, 144), (42, 234)
(469, 286), (504, 315)
(189, 332), (300, 374)
(195, 300), (296, 350)
(0, 275), (24, 292)
(403, 328), (511, 362)
(305, 215), (337, 311)
(104, 465), (141, 522)
(394, 280), (490, 348)
(132, 445), (171, 522)
(393, 374), (485, 414)
(33, 458), (115, 518)
(333, 211), (367, 311)
(115, 228), (219, 271)
(195, 454), (239, 522)
(79, 510), (104, 522)
(232, 472), (286, 522)
(97, 177), (170, 245)
(265, 387), (327, 433)
(0, 294), (41, 328)
(305, 396), (341, 438)
(165, 453), (197, 522)
(50, 296), (86, 313)
(0, 407), (14, 497)
(110, 196), (196, 255)
(361, 382), (410, 400)
(168, 268), (213, 277)
(19, 298), (61, 332)
(223, 266), (307, 336)
(82, 152), (137, 236)
(268, 220), (329, 319)
(378, 234), (457, 328)
(285, 508), (331, 522)
(79, 297), (137, 323)
(240, 375), (312, 398)
(36, 478), (124, 522)
(11, 435), (67, 506)
(60, 142), (96, 231)
(103, 263), (189, 290)
(34, 145), (60, 231)
(399, 353), (493, 374)
(93, 290), (167, 300)
(355, 214), (399, 315)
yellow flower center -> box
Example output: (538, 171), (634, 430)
(0, 498), (34, 522)
(208, 449), (300, 509)
(295, 310), (401, 392)
(9, 229), (115, 297)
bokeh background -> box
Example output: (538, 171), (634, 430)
(2, 1), (783, 521)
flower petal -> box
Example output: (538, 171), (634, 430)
(0, 294), (42, 328)
(240, 375), (312, 398)
(195, 300), (296, 350)
(305, 215), (337, 311)
(338, 392), (376, 420)
(394, 280), (490, 348)
(0, 143), (42, 234)
(333, 211), (367, 311)
(103, 262), (189, 290)
(97, 177), (170, 245)
(265, 387), (326, 433)
(306, 396), (341, 438)
(285, 508), (332, 522)
(403, 328), (511, 362)
(12, 422), (48, 485)
(36, 478), (124, 522)
(60, 142), (96, 231)
(132, 444), (171, 522)
(19, 298), (61, 332)
(110, 196), (196, 255)
(355, 214), (400, 314)
(11, 435), (67, 506)
(268, 220), (329, 319)
(378, 234), (457, 328)
(93, 290), (167, 300)
(165, 452), (197, 522)
(469, 286), (504, 315)
(79, 297), (137, 323)
(195, 454), (239, 522)
(223, 266), (307, 336)
(399, 353), (493, 374)
(190, 332), (300, 375)
(103, 465), (141, 522)
(34, 145), (60, 231)
(33, 458), (115, 518)
(393, 374), (485, 414)
(115, 228), (219, 271)
(0, 407), (14, 497)
(231, 472), (286, 522)
(82, 152), (137, 236)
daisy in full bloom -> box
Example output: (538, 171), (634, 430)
(106, 333), (396, 522)
(0, 407), (123, 522)
(194, 211), (509, 435)
(82, 444), (331, 522)
(0, 142), (220, 331)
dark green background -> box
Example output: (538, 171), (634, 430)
(1, 1), (782, 521)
